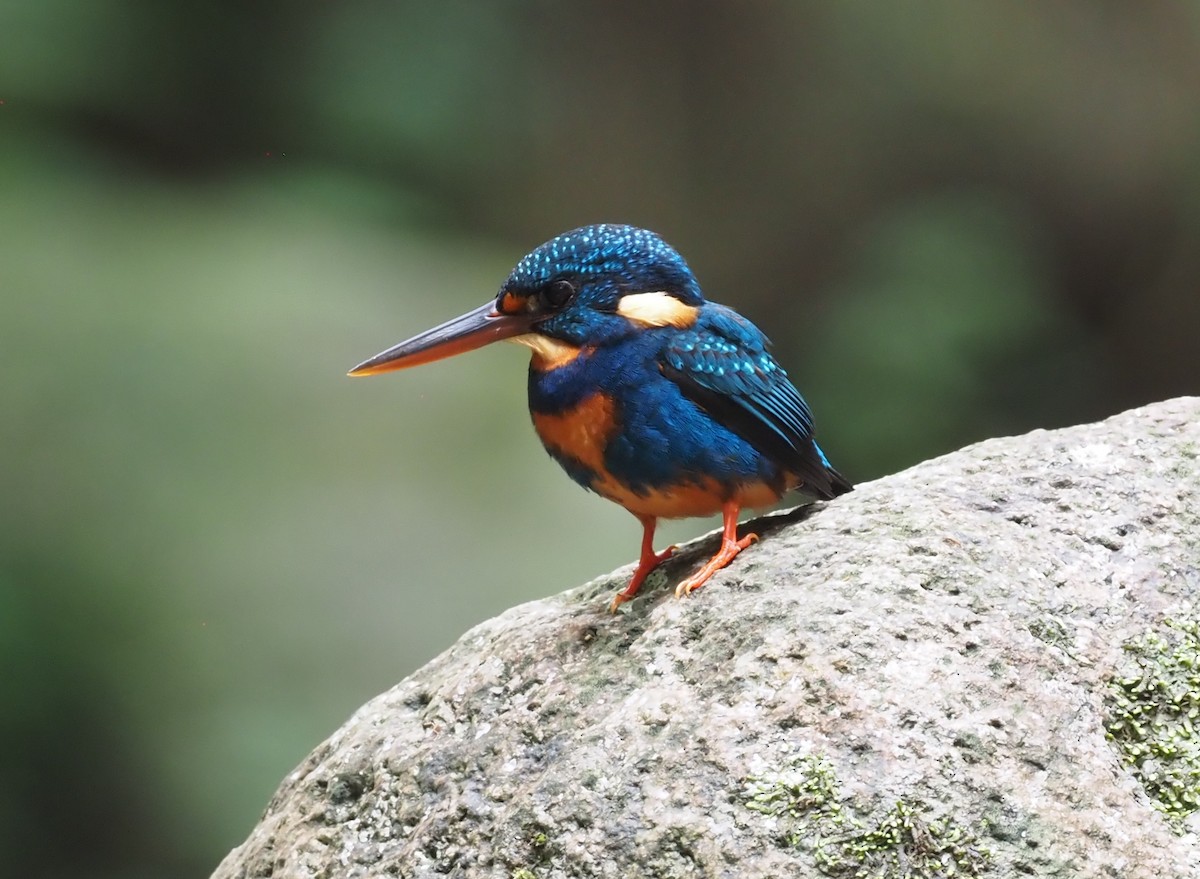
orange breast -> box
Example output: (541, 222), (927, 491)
(531, 393), (618, 477)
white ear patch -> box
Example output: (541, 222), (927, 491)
(616, 292), (699, 328)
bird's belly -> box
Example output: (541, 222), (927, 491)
(531, 391), (786, 518)
(591, 477), (784, 519)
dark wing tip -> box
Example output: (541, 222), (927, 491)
(820, 465), (854, 499)
(789, 449), (853, 501)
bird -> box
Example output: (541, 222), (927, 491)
(349, 224), (851, 611)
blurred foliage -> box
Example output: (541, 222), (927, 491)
(0, 1), (1198, 876)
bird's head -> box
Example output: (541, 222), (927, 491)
(349, 224), (705, 376)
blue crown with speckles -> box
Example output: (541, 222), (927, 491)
(505, 224), (704, 305)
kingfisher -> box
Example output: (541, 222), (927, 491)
(349, 224), (851, 611)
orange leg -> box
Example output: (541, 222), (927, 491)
(674, 501), (758, 599)
(610, 516), (677, 612)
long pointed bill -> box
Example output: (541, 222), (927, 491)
(348, 301), (533, 376)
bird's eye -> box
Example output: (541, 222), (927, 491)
(541, 279), (576, 309)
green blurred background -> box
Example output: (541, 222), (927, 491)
(2, 2), (1198, 875)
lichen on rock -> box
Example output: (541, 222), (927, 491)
(744, 754), (991, 877)
(1107, 616), (1200, 830)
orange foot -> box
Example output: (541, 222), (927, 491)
(675, 532), (757, 598)
(675, 500), (756, 599)
(610, 516), (676, 612)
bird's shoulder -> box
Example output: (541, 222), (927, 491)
(657, 303), (815, 438)
(693, 302), (772, 350)
(662, 302), (776, 372)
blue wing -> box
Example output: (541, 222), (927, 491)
(659, 304), (851, 500)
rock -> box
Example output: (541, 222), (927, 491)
(213, 398), (1200, 879)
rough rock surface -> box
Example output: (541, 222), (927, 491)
(214, 398), (1200, 879)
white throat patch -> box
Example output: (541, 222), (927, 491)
(508, 334), (583, 369)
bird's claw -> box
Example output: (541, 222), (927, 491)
(674, 532), (758, 599)
(609, 544), (679, 612)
